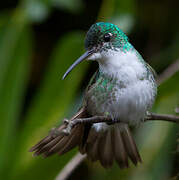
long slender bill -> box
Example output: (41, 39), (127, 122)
(62, 50), (94, 80)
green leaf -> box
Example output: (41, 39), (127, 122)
(22, 0), (84, 22)
(0, 15), (32, 178)
(98, 0), (136, 33)
(13, 31), (89, 180)
(22, 0), (50, 22)
(151, 33), (179, 72)
(51, 0), (83, 13)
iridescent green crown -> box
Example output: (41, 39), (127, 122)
(85, 22), (132, 52)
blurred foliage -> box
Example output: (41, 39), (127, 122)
(0, 0), (178, 180)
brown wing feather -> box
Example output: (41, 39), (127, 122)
(30, 107), (87, 157)
(58, 125), (84, 155)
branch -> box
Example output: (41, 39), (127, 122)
(55, 153), (87, 180)
(145, 112), (179, 122)
(156, 59), (179, 85)
(55, 112), (179, 179)
(62, 112), (179, 135)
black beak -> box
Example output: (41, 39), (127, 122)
(62, 49), (94, 80)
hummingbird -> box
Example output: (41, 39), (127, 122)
(30, 22), (157, 168)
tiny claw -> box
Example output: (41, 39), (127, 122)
(63, 118), (69, 124)
(62, 128), (71, 136)
(62, 121), (75, 135)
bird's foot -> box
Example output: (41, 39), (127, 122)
(63, 118), (70, 124)
(62, 119), (75, 135)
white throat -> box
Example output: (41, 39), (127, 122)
(91, 49), (146, 84)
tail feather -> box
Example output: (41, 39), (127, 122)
(84, 123), (141, 168)
(98, 130), (114, 168)
(30, 109), (142, 169)
(82, 127), (99, 161)
(86, 138), (99, 161)
(112, 125), (129, 168)
(121, 124), (142, 165)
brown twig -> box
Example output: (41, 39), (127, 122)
(55, 112), (179, 180)
(62, 112), (179, 135)
(55, 153), (87, 180)
(156, 59), (179, 85)
(145, 112), (179, 123)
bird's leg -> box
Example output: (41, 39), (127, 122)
(62, 117), (90, 135)
(62, 116), (113, 135)
(62, 118), (75, 135)
(48, 118), (71, 137)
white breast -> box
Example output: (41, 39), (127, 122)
(99, 50), (146, 81)
(92, 50), (156, 130)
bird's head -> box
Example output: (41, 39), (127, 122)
(63, 22), (131, 79)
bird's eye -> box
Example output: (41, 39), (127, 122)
(103, 33), (112, 42)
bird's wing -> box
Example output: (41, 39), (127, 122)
(29, 107), (87, 157)
(146, 63), (157, 79)
(29, 71), (100, 157)
(85, 70), (99, 92)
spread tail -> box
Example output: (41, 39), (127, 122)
(30, 111), (142, 168)
(81, 123), (142, 168)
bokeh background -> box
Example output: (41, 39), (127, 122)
(0, 0), (179, 179)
